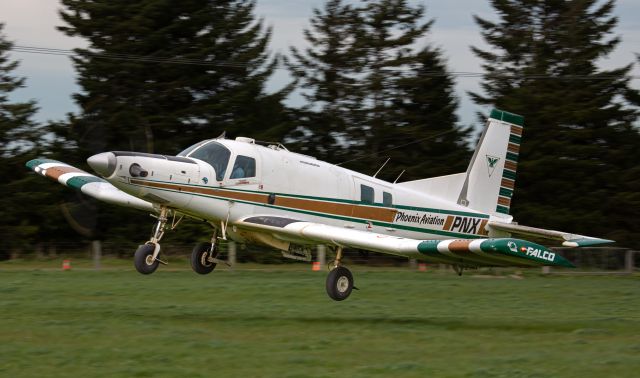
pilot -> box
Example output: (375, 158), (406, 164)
(230, 166), (245, 179)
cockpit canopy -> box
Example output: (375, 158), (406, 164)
(178, 140), (256, 182)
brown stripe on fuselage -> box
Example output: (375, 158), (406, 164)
(45, 165), (86, 180)
(504, 160), (517, 171)
(131, 180), (396, 223)
(510, 126), (523, 136)
(275, 196), (396, 222)
(507, 143), (520, 153)
(448, 240), (472, 253)
(501, 178), (515, 189)
(131, 179), (269, 204)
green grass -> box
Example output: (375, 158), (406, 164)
(1, 262), (638, 377)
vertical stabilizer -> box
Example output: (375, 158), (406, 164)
(457, 109), (523, 217)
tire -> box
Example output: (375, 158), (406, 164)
(326, 266), (354, 301)
(134, 243), (159, 275)
(190, 242), (217, 275)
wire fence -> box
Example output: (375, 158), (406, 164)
(2, 241), (636, 273)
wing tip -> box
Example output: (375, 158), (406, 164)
(562, 238), (615, 248)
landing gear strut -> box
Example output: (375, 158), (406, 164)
(134, 207), (171, 275)
(190, 227), (219, 275)
(326, 247), (354, 301)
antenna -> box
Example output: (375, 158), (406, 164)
(393, 170), (405, 184)
(372, 158), (390, 178)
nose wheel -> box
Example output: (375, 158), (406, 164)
(134, 207), (172, 275)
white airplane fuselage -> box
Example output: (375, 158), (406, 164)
(96, 137), (498, 250)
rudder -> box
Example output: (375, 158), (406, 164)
(457, 109), (523, 218)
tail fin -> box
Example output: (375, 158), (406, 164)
(457, 109), (523, 218)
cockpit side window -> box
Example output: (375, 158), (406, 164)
(230, 155), (256, 179)
(188, 142), (231, 181)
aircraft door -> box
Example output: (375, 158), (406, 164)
(224, 153), (261, 188)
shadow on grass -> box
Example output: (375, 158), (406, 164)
(154, 311), (610, 333)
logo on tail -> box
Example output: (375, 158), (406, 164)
(486, 155), (500, 177)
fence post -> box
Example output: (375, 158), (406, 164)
(228, 241), (236, 269)
(92, 240), (101, 270)
(409, 259), (417, 270)
(317, 245), (326, 267)
(625, 250), (634, 274)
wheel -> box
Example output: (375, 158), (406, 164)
(134, 243), (159, 274)
(325, 266), (354, 301)
(190, 242), (217, 274)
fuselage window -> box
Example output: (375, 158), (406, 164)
(230, 155), (256, 179)
(188, 141), (230, 181)
(383, 192), (393, 206)
(361, 184), (374, 204)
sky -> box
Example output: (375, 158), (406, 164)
(0, 0), (638, 129)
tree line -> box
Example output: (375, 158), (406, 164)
(1, 0), (638, 258)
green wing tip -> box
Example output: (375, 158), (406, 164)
(25, 160), (39, 170)
(25, 158), (59, 170)
(578, 238), (615, 247)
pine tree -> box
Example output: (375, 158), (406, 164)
(285, 0), (364, 161)
(288, 0), (469, 180)
(388, 47), (471, 182)
(0, 24), (71, 257)
(58, 0), (290, 155)
(471, 0), (640, 247)
(56, 0), (294, 244)
(356, 0), (432, 168)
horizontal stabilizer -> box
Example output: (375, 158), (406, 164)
(487, 221), (614, 247)
(26, 159), (154, 212)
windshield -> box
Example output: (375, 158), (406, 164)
(177, 140), (209, 157)
(188, 141), (231, 181)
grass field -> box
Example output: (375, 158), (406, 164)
(1, 260), (638, 377)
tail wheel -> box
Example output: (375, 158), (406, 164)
(326, 266), (354, 301)
(134, 243), (159, 275)
(191, 242), (217, 275)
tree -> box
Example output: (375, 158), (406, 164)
(286, 0), (363, 161)
(58, 0), (291, 156)
(288, 0), (470, 180)
(56, 0), (295, 244)
(471, 0), (640, 247)
(0, 24), (73, 258)
(387, 47), (471, 181)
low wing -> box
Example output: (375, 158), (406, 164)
(26, 158), (154, 212)
(236, 215), (575, 268)
(487, 221), (613, 247)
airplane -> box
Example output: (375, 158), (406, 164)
(27, 109), (612, 301)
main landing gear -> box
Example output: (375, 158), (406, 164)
(190, 229), (220, 275)
(326, 247), (355, 301)
(133, 206), (224, 275)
